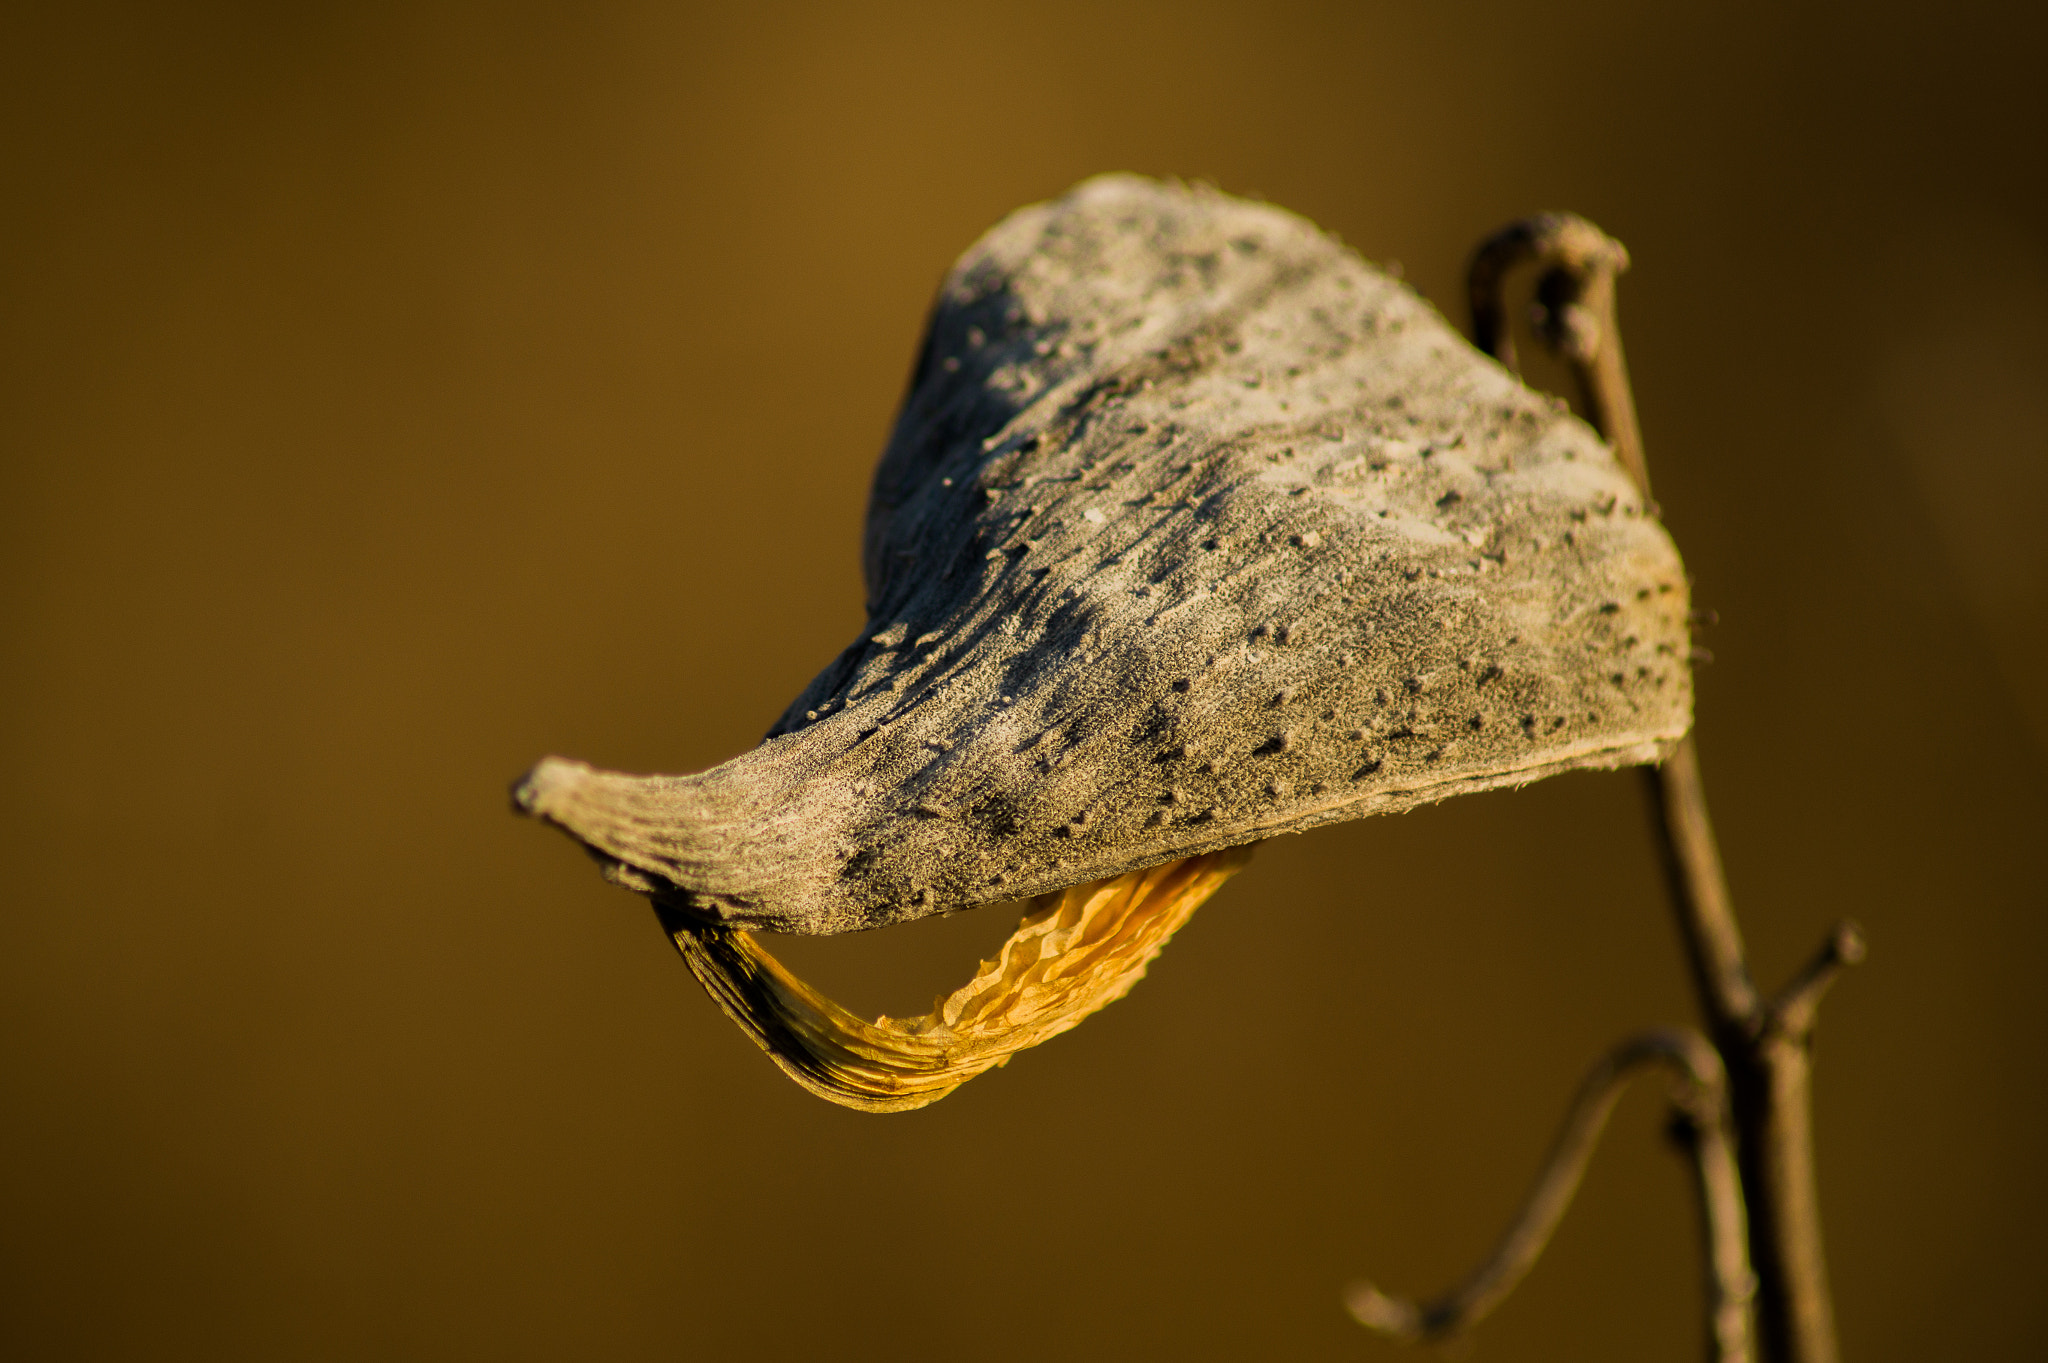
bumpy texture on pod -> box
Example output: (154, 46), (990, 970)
(517, 175), (1692, 936)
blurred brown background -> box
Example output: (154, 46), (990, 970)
(3, 2), (2043, 1358)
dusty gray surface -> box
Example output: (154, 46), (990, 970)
(516, 176), (1692, 934)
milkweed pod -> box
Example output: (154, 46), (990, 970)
(515, 175), (1691, 940)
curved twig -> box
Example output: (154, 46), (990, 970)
(1346, 1029), (1754, 1363)
(1468, 213), (1649, 494)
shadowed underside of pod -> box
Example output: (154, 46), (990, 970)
(515, 174), (1692, 940)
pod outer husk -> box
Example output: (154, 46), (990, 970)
(517, 175), (1691, 935)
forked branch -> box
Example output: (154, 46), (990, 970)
(1347, 1029), (1755, 1363)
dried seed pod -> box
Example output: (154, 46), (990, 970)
(516, 175), (1691, 936)
(514, 177), (1692, 1109)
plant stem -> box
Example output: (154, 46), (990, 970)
(1468, 215), (1860, 1363)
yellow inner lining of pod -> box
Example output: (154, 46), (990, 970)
(668, 846), (1254, 1112)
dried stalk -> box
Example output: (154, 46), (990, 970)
(1466, 214), (1862, 1363)
(1347, 1029), (1755, 1363)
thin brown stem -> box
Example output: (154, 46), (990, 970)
(1642, 741), (1763, 1037)
(1347, 1030), (1754, 1363)
(1678, 1080), (1762, 1363)
(1467, 213), (1861, 1363)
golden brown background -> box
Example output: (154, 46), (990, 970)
(4, 2), (2043, 1358)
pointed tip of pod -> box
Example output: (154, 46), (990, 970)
(510, 756), (593, 818)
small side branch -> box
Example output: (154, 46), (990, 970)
(1771, 921), (1867, 1042)
(1347, 1029), (1755, 1363)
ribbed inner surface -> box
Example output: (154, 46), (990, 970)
(669, 846), (1255, 1111)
